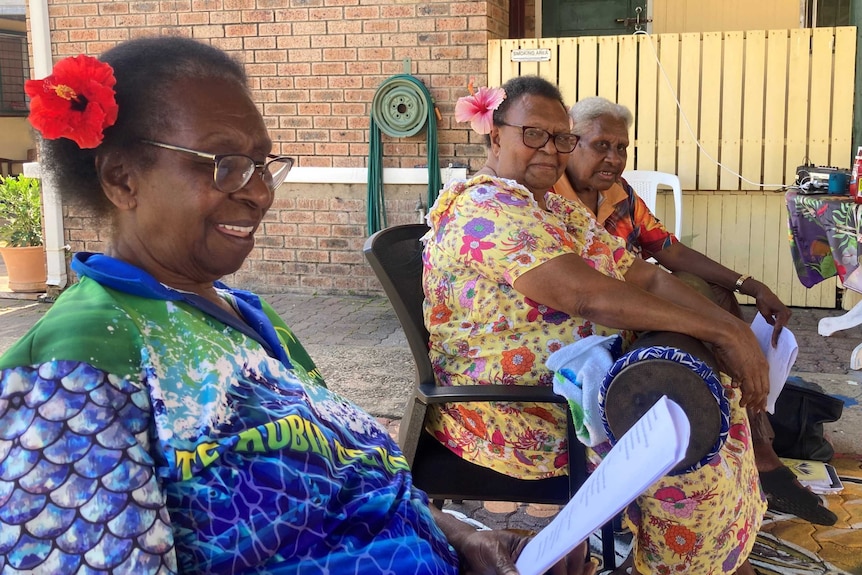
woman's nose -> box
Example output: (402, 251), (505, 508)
(540, 136), (559, 154)
(604, 148), (626, 165)
(233, 171), (274, 209)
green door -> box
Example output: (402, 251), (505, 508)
(543, 0), (645, 37)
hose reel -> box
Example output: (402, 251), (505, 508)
(366, 62), (441, 235)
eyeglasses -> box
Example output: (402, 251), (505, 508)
(496, 122), (579, 153)
(140, 140), (294, 194)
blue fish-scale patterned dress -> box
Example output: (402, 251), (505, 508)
(0, 253), (458, 574)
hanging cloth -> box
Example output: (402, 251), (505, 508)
(367, 72), (440, 235)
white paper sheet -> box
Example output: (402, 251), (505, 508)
(515, 396), (690, 575)
(750, 312), (798, 414)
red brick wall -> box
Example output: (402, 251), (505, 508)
(35, 0), (514, 294)
(230, 183), (429, 293)
(36, 0), (508, 171)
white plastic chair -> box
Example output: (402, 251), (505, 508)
(621, 170), (683, 239)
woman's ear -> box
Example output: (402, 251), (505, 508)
(96, 149), (137, 210)
(489, 125), (502, 157)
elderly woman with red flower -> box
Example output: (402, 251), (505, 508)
(423, 75), (768, 574)
(0, 38), (600, 575)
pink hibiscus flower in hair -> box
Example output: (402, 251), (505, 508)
(454, 79), (506, 135)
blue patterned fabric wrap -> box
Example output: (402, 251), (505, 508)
(598, 345), (731, 475)
(0, 256), (458, 574)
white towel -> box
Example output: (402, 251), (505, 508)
(546, 334), (621, 447)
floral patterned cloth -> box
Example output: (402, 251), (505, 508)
(628, 378), (766, 574)
(785, 189), (862, 293)
(422, 174), (634, 479)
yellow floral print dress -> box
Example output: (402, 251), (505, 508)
(422, 175), (634, 479)
(626, 379), (765, 574)
(422, 175), (766, 573)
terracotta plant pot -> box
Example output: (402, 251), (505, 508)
(0, 245), (47, 292)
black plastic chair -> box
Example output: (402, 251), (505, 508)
(363, 223), (616, 569)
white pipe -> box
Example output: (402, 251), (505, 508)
(28, 0), (67, 290)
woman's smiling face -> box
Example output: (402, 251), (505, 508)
(111, 75), (275, 288)
(489, 94), (573, 198)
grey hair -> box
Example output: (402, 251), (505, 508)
(569, 96), (633, 136)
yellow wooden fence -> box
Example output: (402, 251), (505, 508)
(652, 190), (835, 308)
(488, 28), (858, 308)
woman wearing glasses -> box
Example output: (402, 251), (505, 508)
(424, 75), (767, 574)
(0, 39), (599, 574)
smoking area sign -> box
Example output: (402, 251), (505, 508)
(510, 48), (552, 62)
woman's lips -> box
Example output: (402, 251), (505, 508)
(217, 223), (255, 238)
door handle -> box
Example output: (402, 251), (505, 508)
(616, 6), (652, 30)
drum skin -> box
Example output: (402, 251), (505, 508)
(599, 331), (730, 475)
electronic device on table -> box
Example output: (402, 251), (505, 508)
(795, 164), (850, 193)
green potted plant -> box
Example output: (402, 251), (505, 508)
(0, 175), (47, 292)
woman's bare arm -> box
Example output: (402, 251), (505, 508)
(513, 254), (769, 410)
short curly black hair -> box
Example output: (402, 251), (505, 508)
(39, 36), (248, 216)
(483, 75), (568, 146)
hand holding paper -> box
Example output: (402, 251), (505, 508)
(750, 312), (798, 413)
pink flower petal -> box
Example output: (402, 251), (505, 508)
(471, 115), (494, 135)
(455, 85), (506, 134)
(475, 86), (506, 111)
(455, 97), (482, 123)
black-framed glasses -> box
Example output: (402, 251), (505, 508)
(140, 140), (294, 194)
(496, 122), (579, 153)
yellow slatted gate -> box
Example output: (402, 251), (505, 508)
(489, 28), (857, 308)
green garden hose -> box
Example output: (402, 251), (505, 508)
(367, 74), (441, 235)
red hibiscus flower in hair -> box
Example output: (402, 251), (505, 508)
(25, 55), (118, 149)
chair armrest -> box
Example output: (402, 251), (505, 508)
(417, 383), (566, 404)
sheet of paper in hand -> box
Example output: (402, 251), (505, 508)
(750, 312), (797, 414)
(515, 396), (690, 575)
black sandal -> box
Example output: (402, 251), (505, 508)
(760, 466), (838, 526)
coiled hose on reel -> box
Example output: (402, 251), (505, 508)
(367, 73), (440, 235)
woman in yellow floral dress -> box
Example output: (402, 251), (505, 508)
(423, 75), (768, 574)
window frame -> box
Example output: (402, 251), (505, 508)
(0, 30), (29, 117)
